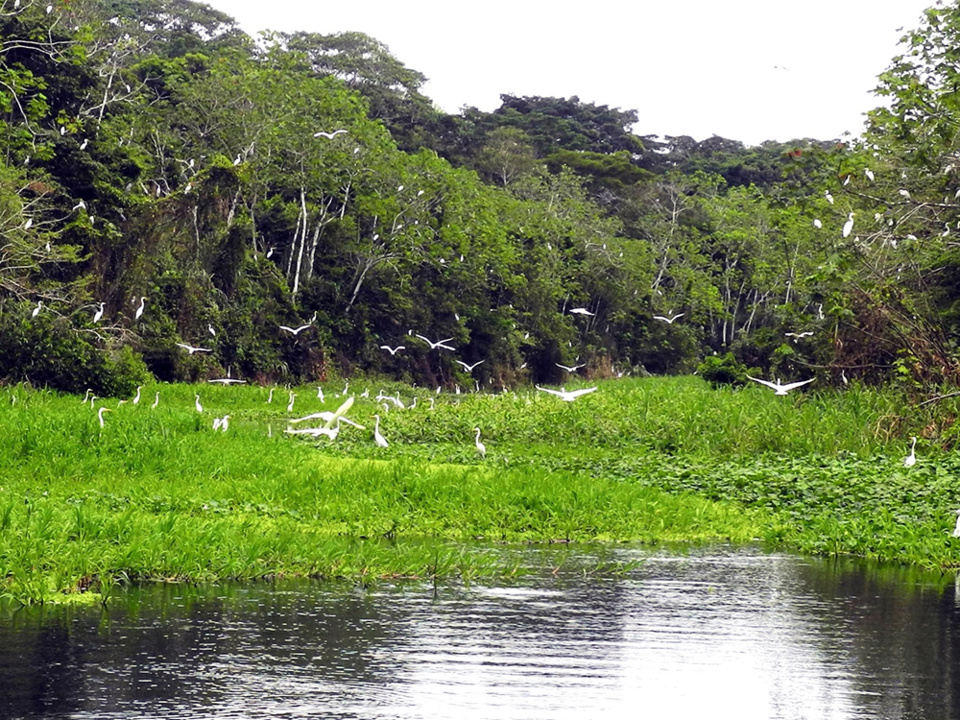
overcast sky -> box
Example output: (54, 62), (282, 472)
(204, 0), (938, 146)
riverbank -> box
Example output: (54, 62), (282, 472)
(1, 376), (956, 605)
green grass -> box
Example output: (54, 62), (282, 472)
(1, 375), (957, 605)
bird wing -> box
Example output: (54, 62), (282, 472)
(747, 375), (780, 391)
(780, 379), (815, 391)
(415, 334), (432, 345)
(536, 386), (564, 398)
(568, 387), (598, 398)
(295, 324), (311, 333)
(652, 316), (669, 322)
(279, 325), (295, 334)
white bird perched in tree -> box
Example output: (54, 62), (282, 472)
(208, 324), (216, 337)
(72, 199), (86, 212)
(416, 334), (455, 351)
(474, 427), (486, 458)
(313, 129), (347, 139)
(373, 414), (389, 447)
(131, 386), (141, 405)
(135, 296), (146, 320)
(279, 323), (312, 335)
(556, 362), (586, 373)
(287, 391), (296, 413)
(97, 406), (112, 428)
(746, 376), (814, 395)
(31, 300), (42, 317)
(194, 394), (203, 413)
(380, 344), (405, 356)
(904, 436), (917, 467)
(570, 307), (594, 316)
(151, 391), (159, 409)
(93, 302), (105, 323)
(842, 212), (854, 238)
(536, 385), (598, 402)
(456, 359), (485, 373)
(865, 168), (875, 182)
(813, 219), (822, 229)
(825, 191), (834, 204)
(653, 312), (685, 324)
(176, 343), (211, 355)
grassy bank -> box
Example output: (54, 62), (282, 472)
(1, 376), (957, 604)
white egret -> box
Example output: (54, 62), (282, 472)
(176, 343), (211, 355)
(653, 312), (685, 324)
(208, 324), (216, 336)
(287, 392), (296, 413)
(842, 213), (854, 238)
(813, 219), (822, 229)
(93, 302), (105, 323)
(953, 510), (960, 538)
(313, 129), (347, 139)
(31, 301), (41, 317)
(97, 407), (112, 428)
(317, 386), (325, 402)
(475, 427), (486, 459)
(825, 191), (834, 204)
(416, 334), (455, 351)
(279, 323), (312, 335)
(131, 386), (141, 405)
(899, 189), (911, 199)
(193, 394), (203, 412)
(456, 359), (485, 373)
(214, 415), (230, 432)
(81, 389), (92, 404)
(322, 396), (356, 430)
(865, 168), (875, 182)
(785, 331), (814, 341)
(373, 414), (389, 447)
(536, 385), (598, 402)
(286, 422), (340, 439)
(135, 296), (146, 320)
(72, 199), (86, 212)
(904, 437), (917, 468)
(380, 345), (405, 356)
(151, 391), (159, 409)
(266, 388), (274, 403)
(746, 376), (814, 395)
(556, 362), (586, 373)
(570, 307), (594, 316)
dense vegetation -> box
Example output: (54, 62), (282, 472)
(4, 376), (959, 606)
(0, 0), (957, 401)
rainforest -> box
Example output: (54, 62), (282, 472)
(4, 0), (960, 604)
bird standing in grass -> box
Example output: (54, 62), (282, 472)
(195, 394), (203, 413)
(475, 427), (486, 458)
(953, 510), (960, 538)
(373, 414), (389, 447)
(97, 407), (112, 428)
(904, 437), (917, 468)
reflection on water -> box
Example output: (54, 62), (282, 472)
(2, 545), (959, 719)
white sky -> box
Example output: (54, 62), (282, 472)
(204, 0), (938, 146)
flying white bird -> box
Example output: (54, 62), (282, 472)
(380, 345), (405, 356)
(416, 334), (455, 351)
(746, 376), (814, 395)
(313, 129), (347, 139)
(570, 307), (595, 316)
(536, 385), (598, 402)
(135, 296), (146, 320)
(904, 436), (917, 468)
(279, 323), (312, 335)
(842, 213), (854, 238)
(373, 414), (389, 447)
(208, 378), (246, 385)
(556, 362), (586, 373)
(456, 359), (485, 373)
(176, 343), (211, 355)
(785, 331), (814, 341)
(92, 302), (105, 323)
(475, 427), (486, 458)
(653, 312), (685, 324)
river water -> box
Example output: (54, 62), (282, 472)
(2, 545), (958, 719)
